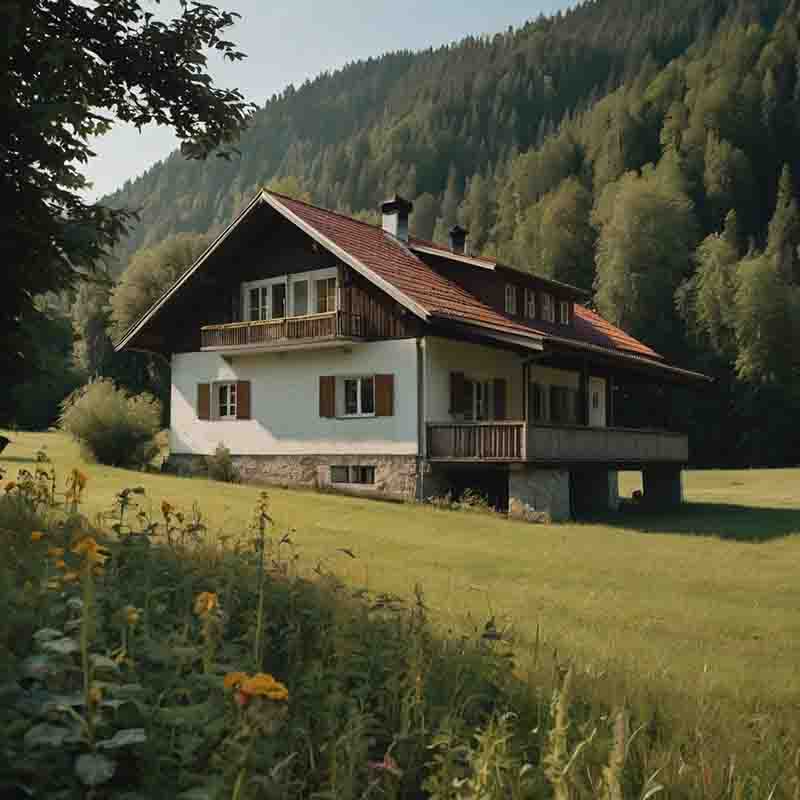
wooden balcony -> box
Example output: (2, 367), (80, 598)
(201, 311), (364, 352)
(426, 422), (688, 466)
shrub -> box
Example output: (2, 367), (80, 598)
(205, 442), (239, 482)
(59, 379), (161, 468)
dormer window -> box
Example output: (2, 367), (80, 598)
(525, 288), (537, 319)
(541, 293), (555, 323)
(558, 300), (572, 325)
(504, 284), (517, 315)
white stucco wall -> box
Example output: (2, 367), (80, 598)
(424, 336), (525, 421)
(170, 339), (419, 456)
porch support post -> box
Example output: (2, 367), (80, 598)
(579, 359), (589, 425)
(642, 465), (684, 508)
(571, 468), (620, 515)
(508, 464), (571, 523)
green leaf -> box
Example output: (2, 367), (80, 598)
(21, 654), (56, 679)
(75, 753), (116, 787)
(42, 637), (80, 656)
(24, 723), (72, 748)
(90, 654), (120, 674)
(97, 728), (147, 749)
(33, 627), (64, 643)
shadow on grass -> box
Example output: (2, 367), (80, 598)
(587, 502), (800, 542)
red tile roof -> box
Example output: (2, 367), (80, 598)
(267, 191), (662, 361)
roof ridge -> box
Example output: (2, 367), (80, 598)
(265, 189), (385, 233)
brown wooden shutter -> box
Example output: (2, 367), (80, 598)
(319, 376), (336, 418)
(450, 371), (465, 414)
(236, 380), (251, 420)
(197, 383), (210, 420)
(493, 379), (507, 421)
(375, 374), (394, 416)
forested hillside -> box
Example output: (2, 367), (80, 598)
(70, 0), (800, 466)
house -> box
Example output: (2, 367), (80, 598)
(115, 190), (709, 521)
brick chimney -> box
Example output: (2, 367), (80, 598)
(381, 194), (413, 242)
(449, 224), (468, 254)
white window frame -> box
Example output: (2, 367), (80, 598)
(525, 288), (537, 319)
(504, 283), (517, 315)
(242, 266), (337, 321)
(541, 293), (555, 323)
(558, 300), (571, 325)
(339, 375), (376, 418)
(214, 381), (237, 420)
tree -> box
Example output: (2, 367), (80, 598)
(110, 233), (210, 341)
(267, 176), (311, 202)
(410, 193), (439, 241)
(766, 165), (800, 283)
(2, 0), (254, 404)
(593, 162), (697, 355)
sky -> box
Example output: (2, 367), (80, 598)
(85, 0), (574, 200)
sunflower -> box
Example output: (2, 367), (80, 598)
(72, 537), (108, 566)
(161, 500), (174, 516)
(47, 546), (65, 558)
(30, 531), (46, 542)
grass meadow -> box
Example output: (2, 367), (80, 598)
(2, 429), (799, 798)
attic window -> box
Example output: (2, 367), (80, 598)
(525, 289), (536, 319)
(541, 293), (555, 323)
(558, 300), (571, 325)
(504, 284), (517, 315)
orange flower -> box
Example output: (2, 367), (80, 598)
(123, 606), (141, 626)
(223, 671), (249, 690)
(47, 546), (65, 558)
(72, 537), (108, 566)
(161, 500), (174, 516)
(62, 571), (80, 583)
(239, 673), (289, 702)
(30, 531), (46, 542)
(53, 559), (67, 570)
(193, 591), (218, 616)
(5, 481), (16, 492)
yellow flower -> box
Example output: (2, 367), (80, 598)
(53, 559), (67, 570)
(161, 500), (174, 516)
(193, 591), (219, 616)
(88, 685), (103, 706)
(62, 571), (80, 583)
(239, 673), (289, 702)
(123, 606), (141, 626)
(223, 671), (249, 690)
(48, 546), (65, 558)
(30, 531), (46, 542)
(5, 481), (16, 492)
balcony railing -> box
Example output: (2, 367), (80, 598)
(426, 422), (688, 465)
(201, 311), (363, 350)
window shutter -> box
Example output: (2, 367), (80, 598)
(450, 371), (465, 414)
(493, 379), (507, 421)
(375, 374), (394, 416)
(236, 380), (251, 420)
(197, 383), (210, 420)
(319, 376), (336, 418)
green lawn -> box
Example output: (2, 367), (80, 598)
(3, 430), (799, 709)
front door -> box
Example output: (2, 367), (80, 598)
(589, 377), (607, 427)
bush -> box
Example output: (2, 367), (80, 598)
(59, 379), (161, 468)
(205, 442), (239, 482)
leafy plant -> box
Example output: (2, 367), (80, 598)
(206, 443), (239, 483)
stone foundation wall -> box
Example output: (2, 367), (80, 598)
(168, 452), (419, 501)
(508, 466), (571, 523)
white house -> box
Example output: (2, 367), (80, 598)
(116, 191), (708, 520)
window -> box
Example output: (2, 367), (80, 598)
(525, 289), (537, 319)
(331, 465), (376, 485)
(504, 283), (517, 315)
(330, 465), (350, 483)
(316, 277), (337, 313)
(558, 300), (571, 325)
(217, 382), (237, 419)
(541, 293), (555, 323)
(272, 283), (287, 319)
(550, 386), (578, 424)
(249, 286), (268, 321)
(343, 376), (375, 416)
(292, 279), (309, 316)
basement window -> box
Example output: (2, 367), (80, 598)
(331, 465), (376, 485)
